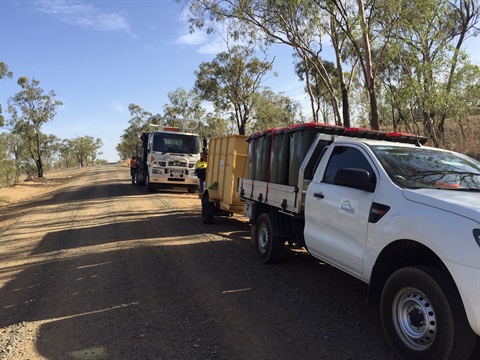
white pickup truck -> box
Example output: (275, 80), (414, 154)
(239, 126), (480, 360)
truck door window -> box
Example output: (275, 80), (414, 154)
(323, 146), (376, 185)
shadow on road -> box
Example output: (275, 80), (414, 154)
(1, 164), (478, 359)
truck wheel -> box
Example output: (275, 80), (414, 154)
(201, 197), (215, 224)
(380, 266), (476, 360)
(255, 213), (284, 263)
(146, 175), (153, 193)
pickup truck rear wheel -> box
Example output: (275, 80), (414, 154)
(380, 266), (476, 360)
(255, 214), (284, 263)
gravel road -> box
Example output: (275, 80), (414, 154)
(0, 164), (478, 359)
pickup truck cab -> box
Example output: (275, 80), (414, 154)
(240, 133), (480, 360)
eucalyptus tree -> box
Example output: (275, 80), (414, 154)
(181, 0), (403, 128)
(183, 0), (347, 125)
(58, 139), (77, 168)
(117, 103), (152, 160)
(378, 0), (480, 146)
(251, 88), (301, 131)
(6, 77), (62, 177)
(194, 45), (274, 135)
(0, 133), (16, 186)
(0, 62), (13, 127)
(71, 136), (103, 167)
(162, 87), (207, 131)
(294, 57), (340, 124)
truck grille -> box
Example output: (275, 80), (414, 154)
(168, 160), (187, 167)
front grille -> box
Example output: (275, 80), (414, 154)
(168, 160), (187, 167)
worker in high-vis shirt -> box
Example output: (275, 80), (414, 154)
(194, 152), (208, 194)
(130, 156), (137, 184)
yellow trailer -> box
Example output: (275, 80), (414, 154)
(201, 135), (249, 224)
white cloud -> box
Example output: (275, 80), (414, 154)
(110, 100), (124, 112)
(32, 0), (135, 36)
(174, 7), (230, 55)
(197, 36), (228, 55)
(176, 30), (207, 46)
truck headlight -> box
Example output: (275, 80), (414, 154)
(474, 229), (480, 247)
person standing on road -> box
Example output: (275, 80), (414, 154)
(194, 152), (208, 195)
(130, 156), (138, 185)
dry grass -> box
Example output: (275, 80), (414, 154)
(442, 115), (480, 160)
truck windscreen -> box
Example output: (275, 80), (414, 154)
(152, 133), (200, 154)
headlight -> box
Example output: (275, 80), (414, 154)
(152, 169), (162, 174)
(474, 229), (480, 247)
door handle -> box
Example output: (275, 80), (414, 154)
(313, 192), (324, 199)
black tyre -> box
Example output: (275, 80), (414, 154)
(201, 196), (215, 224)
(380, 266), (476, 360)
(137, 173), (146, 186)
(146, 175), (153, 193)
(188, 186), (196, 194)
(254, 213), (285, 263)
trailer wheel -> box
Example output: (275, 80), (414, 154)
(137, 176), (145, 186)
(380, 266), (476, 360)
(146, 175), (153, 193)
(201, 196), (215, 224)
(255, 214), (284, 263)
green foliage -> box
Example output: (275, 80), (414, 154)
(0, 62), (13, 127)
(183, 0), (480, 142)
(250, 88), (300, 132)
(0, 133), (16, 187)
(6, 77), (63, 177)
(194, 45), (275, 134)
(116, 103), (152, 160)
(70, 136), (103, 167)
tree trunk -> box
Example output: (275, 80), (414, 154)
(35, 132), (44, 178)
(358, 0), (379, 130)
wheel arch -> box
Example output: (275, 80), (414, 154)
(249, 204), (294, 239)
(367, 240), (452, 307)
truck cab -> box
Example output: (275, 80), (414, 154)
(139, 116), (201, 193)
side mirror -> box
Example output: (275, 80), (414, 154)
(334, 168), (375, 192)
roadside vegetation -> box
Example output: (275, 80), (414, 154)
(117, 0), (480, 161)
(2, 1), (480, 186)
(0, 63), (105, 187)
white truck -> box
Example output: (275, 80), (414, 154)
(239, 123), (480, 360)
(137, 116), (202, 193)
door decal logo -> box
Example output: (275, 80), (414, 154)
(339, 199), (357, 217)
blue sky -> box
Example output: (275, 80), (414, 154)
(0, 0), (306, 162)
(1, 0), (479, 162)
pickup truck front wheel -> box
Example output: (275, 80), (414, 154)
(380, 266), (476, 360)
(255, 214), (284, 263)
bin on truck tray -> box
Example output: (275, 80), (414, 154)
(287, 123), (344, 186)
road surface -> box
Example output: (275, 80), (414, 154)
(0, 164), (478, 359)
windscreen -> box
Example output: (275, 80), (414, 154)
(371, 145), (480, 190)
(152, 133), (200, 154)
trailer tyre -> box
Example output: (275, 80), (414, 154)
(255, 214), (284, 263)
(380, 266), (476, 360)
(146, 175), (153, 193)
(201, 196), (215, 224)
